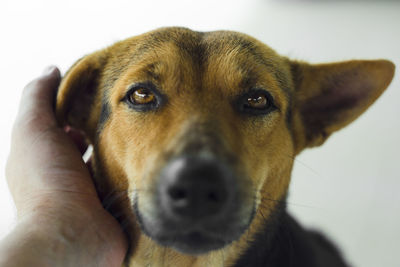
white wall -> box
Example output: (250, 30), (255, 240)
(0, 1), (399, 266)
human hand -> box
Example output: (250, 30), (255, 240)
(2, 67), (127, 267)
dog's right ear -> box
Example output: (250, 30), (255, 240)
(56, 51), (107, 141)
(289, 59), (395, 154)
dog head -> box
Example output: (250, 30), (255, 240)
(56, 27), (394, 257)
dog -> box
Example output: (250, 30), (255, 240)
(55, 27), (395, 267)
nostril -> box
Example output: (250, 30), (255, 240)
(168, 187), (188, 201)
(207, 191), (219, 202)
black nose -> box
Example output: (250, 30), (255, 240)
(158, 155), (235, 221)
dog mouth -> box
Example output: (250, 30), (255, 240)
(155, 230), (230, 254)
(134, 200), (253, 254)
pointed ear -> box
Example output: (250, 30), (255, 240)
(56, 51), (107, 141)
(290, 59), (395, 153)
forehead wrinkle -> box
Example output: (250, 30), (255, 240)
(142, 62), (161, 82)
(128, 28), (204, 65)
(202, 32), (291, 95)
(123, 61), (163, 87)
(129, 49), (201, 99)
(238, 45), (291, 98)
(118, 29), (205, 96)
(202, 49), (278, 98)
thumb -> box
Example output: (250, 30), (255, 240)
(14, 66), (61, 135)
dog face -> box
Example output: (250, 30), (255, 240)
(56, 27), (394, 261)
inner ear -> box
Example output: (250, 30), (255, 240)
(291, 59), (395, 152)
(56, 52), (106, 141)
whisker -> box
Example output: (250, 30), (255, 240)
(102, 190), (127, 211)
(283, 153), (324, 180)
(217, 247), (226, 267)
(260, 196), (317, 209)
(130, 188), (152, 192)
(162, 245), (167, 267)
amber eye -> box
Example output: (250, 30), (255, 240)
(124, 83), (164, 111)
(237, 89), (275, 115)
(129, 88), (156, 105)
(246, 95), (268, 109)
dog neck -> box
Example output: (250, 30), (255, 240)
(233, 205), (348, 267)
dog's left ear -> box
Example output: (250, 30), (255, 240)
(290, 59), (395, 154)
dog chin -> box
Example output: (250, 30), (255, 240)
(133, 202), (252, 255)
(154, 230), (231, 255)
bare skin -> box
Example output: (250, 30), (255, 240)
(1, 67), (127, 267)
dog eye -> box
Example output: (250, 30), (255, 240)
(246, 95), (268, 109)
(129, 88), (156, 105)
(124, 83), (164, 111)
(237, 90), (275, 115)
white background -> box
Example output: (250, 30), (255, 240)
(0, 0), (399, 266)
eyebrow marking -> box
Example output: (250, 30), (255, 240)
(141, 63), (161, 82)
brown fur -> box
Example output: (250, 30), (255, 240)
(56, 27), (395, 267)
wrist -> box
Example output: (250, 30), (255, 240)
(0, 201), (127, 267)
(0, 213), (98, 267)
(0, 219), (70, 267)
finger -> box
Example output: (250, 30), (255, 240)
(64, 126), (88, 155)
(14, 66), (61, 133)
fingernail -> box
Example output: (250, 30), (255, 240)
(42, 65), (57, 76)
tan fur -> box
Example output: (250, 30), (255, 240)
(56, 27), (395, 267)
